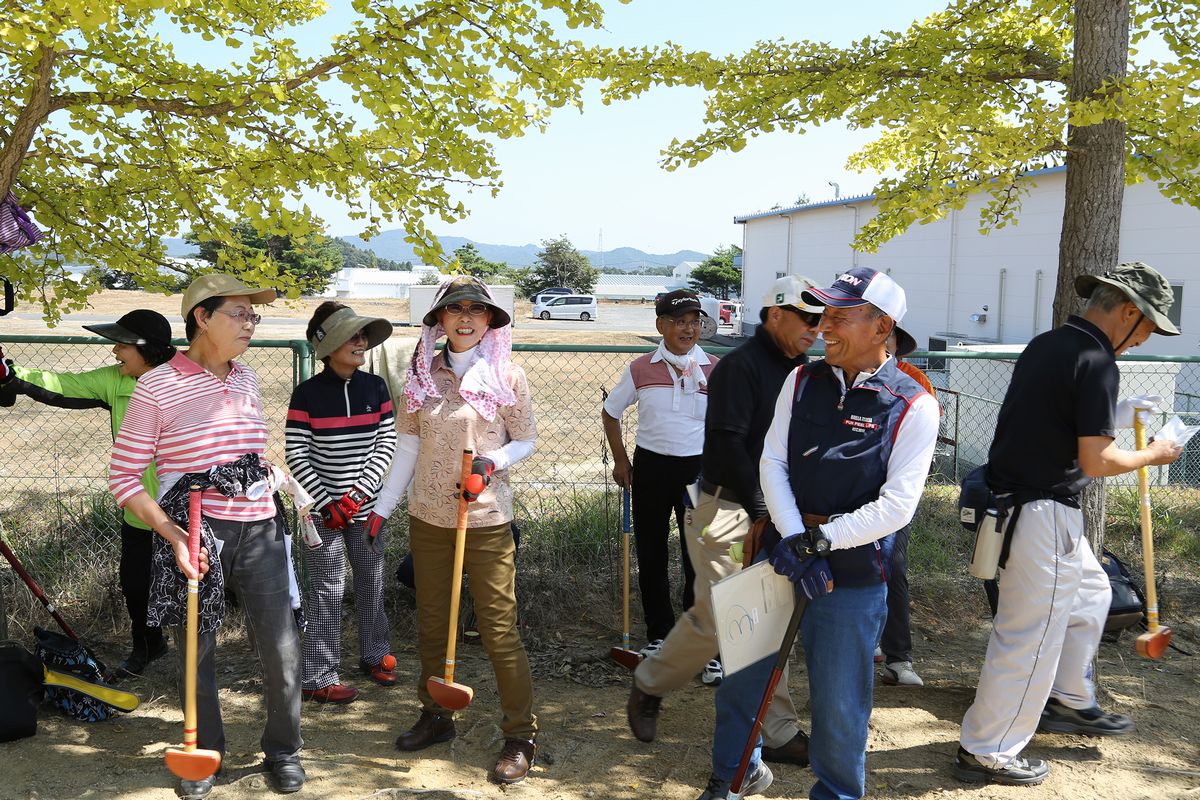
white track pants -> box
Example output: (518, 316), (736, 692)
(959, 499), (1111, 767)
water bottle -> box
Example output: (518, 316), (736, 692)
(969, 508), (1003, 580)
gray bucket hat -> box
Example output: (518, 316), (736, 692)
(422, 276), (511, 328)
(1075, 261), (1179, 336)
(310, 306), (393, 360)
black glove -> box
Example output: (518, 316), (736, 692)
(462, 456), (496, 502)
(788, 526), (832, 559)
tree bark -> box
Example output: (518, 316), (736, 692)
(1054, 0), (1130, 572)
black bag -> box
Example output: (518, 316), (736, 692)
(33, 627), (116, 722)
(958, 465), (994, 532)
(982, 549), (1146, 638)
(0, 640), (43, 742)
(1100, 550), (1146, 635)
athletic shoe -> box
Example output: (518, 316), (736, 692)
(873, 646), (885, 663)
(639, 638), (664, 658)
(1038, 697), (1135, 736)
(880, 660), (924, 686)
(301, 683), (359, 704)
(953, 747), (1049, 786)
(701, 659), (724, 687)
(696, 762), (773, 800)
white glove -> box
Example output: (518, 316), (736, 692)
(1114, 394), (1165, 428)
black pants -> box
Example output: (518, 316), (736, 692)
(631, 446), (700, 642)
(880, 522), (912, 662)
(119, 520), (164, 652)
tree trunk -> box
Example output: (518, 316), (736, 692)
(1054, 0), (1129, 628)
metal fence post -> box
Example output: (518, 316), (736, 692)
(292, 339), (313, 386)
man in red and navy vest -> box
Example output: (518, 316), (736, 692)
(697, 269), (938, 800)
(603, 290), (719, 656)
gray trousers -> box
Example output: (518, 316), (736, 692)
(173, 515), (303, 763)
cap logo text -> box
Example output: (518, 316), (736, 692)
(837, 273), (863, 286)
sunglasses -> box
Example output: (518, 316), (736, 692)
(443, 302), (490, 317)
(783, 307), (822, 327)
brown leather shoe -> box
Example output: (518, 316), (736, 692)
(491, 738), (536, 784)
(761, 729), (810, 768)
(301, 683), (358, 704)
(395, 710), (456, 751)
(626, 684), (662, 743)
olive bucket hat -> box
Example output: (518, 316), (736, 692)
(1075, 261), (1179, 336)
(310, 306), (393, 361)
(422, 276), (511, 329)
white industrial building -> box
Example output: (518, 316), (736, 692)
(324, 265), (441, 299)
(592, 273), (678, 301)
(734, 166), (1198, 360)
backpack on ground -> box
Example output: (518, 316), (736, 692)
(34, 627), (117, 722)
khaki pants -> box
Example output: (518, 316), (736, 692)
(633, 490), (799, 748)
(411, 516), (536, 739)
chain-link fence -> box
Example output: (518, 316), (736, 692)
(1, 338), (1197, 645)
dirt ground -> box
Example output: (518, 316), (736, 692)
(3, 290), (1199, 799)
(3, 602), (1198, 800)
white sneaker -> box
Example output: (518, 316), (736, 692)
(873, 646), (884, 663)
(701, 659), (724, 686)
(639, 639), (664, 658)
(880, 660), (923, 686)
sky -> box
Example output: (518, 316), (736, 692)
(297, 1), (946, 255)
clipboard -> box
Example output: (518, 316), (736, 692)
(710, 560), (796, 677)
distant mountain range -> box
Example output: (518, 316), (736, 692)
(163, 232), (709, 271)
(339, 232), (709, 271)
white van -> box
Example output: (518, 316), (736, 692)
(532, 294), (598, 321)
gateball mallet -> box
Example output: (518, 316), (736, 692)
(610, 487), (642, 670)
(426, 450), (477, 711)
(1132, 416), (1172, 659)
(164, 486), (222, 782)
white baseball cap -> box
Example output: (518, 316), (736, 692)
(761, 275), (823, 313)
(802, 267), (917, 356)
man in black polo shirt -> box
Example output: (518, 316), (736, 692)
(625, 275), (820, 769)
(956, 262), (1184, 786)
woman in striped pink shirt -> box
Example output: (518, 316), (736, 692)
(109, 274), (305, 799)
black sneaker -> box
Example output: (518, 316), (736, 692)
(1038, 697), (1135, 736)
(953, 747), (1049, 786)
(696, 762), (773, 800)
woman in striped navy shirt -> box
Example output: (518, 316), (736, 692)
(285, 302), (397, 704)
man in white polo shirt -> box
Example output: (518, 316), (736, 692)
(603, 290), (719, 660)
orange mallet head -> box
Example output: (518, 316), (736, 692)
(427, 676), (474, 710)
(164, 746), (221, 782)
(1136, 627), (1172, 660)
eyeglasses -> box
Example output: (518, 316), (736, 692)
(444, 302), (489, 317)
(215, 309), (262, 325)
(667, 318), (703, 329)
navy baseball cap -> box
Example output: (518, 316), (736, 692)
(802, 267), (918, 356)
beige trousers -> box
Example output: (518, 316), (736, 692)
(410, 516), (536, 739)
(633, 490), (800, 748)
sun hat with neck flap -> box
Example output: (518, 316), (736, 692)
(422, 276), (511, 329)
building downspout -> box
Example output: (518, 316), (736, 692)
(782, 215), (793, 274)
(1033, 269), (1043, 336)
(997, 268), (1007, 342)
(946, 208), (958, 332)
(849, 204), (860, 268)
